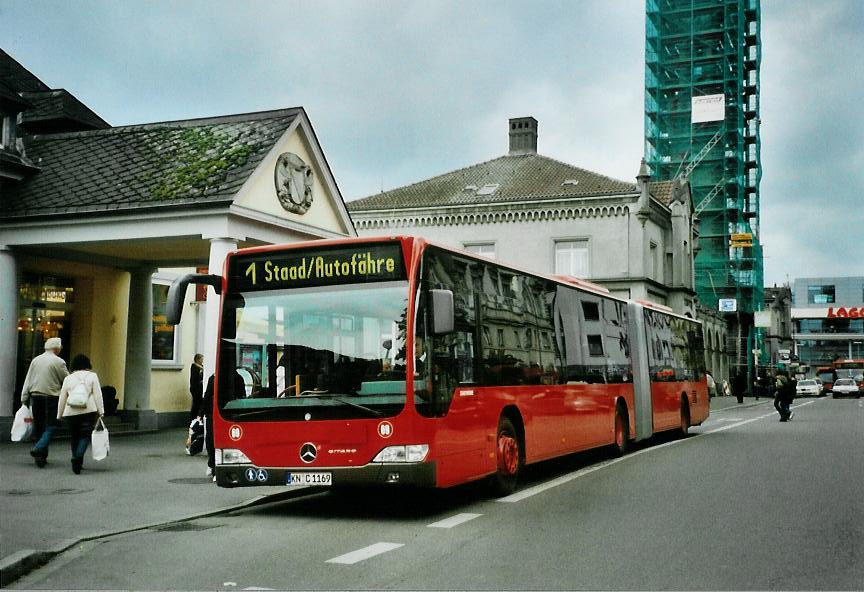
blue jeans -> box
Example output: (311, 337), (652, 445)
(31, 395), (60, 453)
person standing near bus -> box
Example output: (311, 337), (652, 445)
(189, 353), (204, 420)
(57, 354), (105, 474)
(20, 337), (69, 468)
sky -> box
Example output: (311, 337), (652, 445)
(1, 0), (862, 288)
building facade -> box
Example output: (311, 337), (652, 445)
(791, 277), (864, 368)
(0, 50), (355, 435)
(348, 117), (729, 382)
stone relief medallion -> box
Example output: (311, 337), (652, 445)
(274, 152), (314, 214)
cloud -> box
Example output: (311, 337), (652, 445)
(2, 0), (861, 289)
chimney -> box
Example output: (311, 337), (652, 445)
(508, 117), (538, 155)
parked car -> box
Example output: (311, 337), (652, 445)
(831, 378), (861, 399)
(796, 379), (821, 397)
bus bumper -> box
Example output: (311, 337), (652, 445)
(215, 461), (437, 488)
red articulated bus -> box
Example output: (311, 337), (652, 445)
(167, 236), (709, 495)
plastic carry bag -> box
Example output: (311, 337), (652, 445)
(185, 418), (205, 456)
(10, 405), (33, 442)
(91, 417), (110, 461)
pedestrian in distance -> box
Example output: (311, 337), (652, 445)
(57, 355), (105, 474)
(774, 370), (796, 422)
(189, 353), (204, 421)
(20, 337), (69, 467)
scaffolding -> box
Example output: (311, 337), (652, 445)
(645, 0), (764, 379)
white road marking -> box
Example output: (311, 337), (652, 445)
(498, 400), (821, 503)
(325, 542), (404, 565)
(427, 513), (482, 528)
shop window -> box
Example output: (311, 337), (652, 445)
(152, 280), (180, 365)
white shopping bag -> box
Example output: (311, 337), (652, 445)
(11, 405), (33, 442)
(91, 417), (110, 461)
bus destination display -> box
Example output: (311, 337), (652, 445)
(230, 243), (405, 291)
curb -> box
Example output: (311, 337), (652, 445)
(712, 399), (772, 412)
(0, 485), (315, 587)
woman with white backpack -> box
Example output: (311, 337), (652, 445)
(57, 355), (105, 474)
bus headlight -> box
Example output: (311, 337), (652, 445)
(219, 448), (252, 465)
(373, 444), (429, 463)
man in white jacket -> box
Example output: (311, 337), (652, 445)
(20, 337), (69, 467)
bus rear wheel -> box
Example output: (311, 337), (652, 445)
(679, 398), (691, 437)
(490, 416), (521, 496)
(612, 407), (629, 457)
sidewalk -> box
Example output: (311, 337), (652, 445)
(0, 428), (307, 586)
(709, 395), (773, 412)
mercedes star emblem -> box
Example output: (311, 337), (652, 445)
(300, 443), (317, 464)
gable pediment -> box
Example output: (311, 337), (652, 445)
(232, 114), (354, 237)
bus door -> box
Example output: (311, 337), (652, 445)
(627, 302), (653, 441)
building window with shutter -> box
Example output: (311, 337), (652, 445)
(464, 242), (495, 259)
(554, 240), (589, 277)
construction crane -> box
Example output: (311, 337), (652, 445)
(674, 128), (724, 183)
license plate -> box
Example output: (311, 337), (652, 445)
(286, 472), (332, 486)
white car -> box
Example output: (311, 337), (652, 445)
(831, 378), (861, 399)
(796, 379), (821, 397)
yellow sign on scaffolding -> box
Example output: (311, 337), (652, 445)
(730, 232), (753, 248)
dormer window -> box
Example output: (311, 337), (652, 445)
(1, 114), (17, 152)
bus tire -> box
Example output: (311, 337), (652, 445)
(490, 416), (521, 496)
(679, 397), (691, 437)
(612, 405), (630, 457)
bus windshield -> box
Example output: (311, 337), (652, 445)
(217, 281), (410, 421)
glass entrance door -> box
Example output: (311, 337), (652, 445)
(15, 274), (75, 406)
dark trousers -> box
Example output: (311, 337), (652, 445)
(190, 396), (201, 422)
(66, 413), (97, 460)
(31, 395), (60, 453)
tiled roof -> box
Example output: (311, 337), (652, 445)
(0, 49), (50, 93)
(0, 79), (31, 109)
(2, 109), (300, 220)
(347, 153), (639, 212)
(648, 180), (675, 206)
(20, 90), (111, 131)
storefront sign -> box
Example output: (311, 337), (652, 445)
(828, 306), (864, 318)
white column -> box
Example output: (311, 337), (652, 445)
(123, 267), (155, 412)
(0, 248), (18, 418)
(203, 238), (237, 381)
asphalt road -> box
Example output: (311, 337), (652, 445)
(12, 397), (863, 591)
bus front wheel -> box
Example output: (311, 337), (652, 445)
(490, 416), (521, 496)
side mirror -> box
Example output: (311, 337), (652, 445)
(429, 289), (454, 335)
(166, 273), (222, 325)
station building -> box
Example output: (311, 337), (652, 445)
(0, 50), (355, 434)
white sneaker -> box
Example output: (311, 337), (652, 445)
(206, 467), (214, 477)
